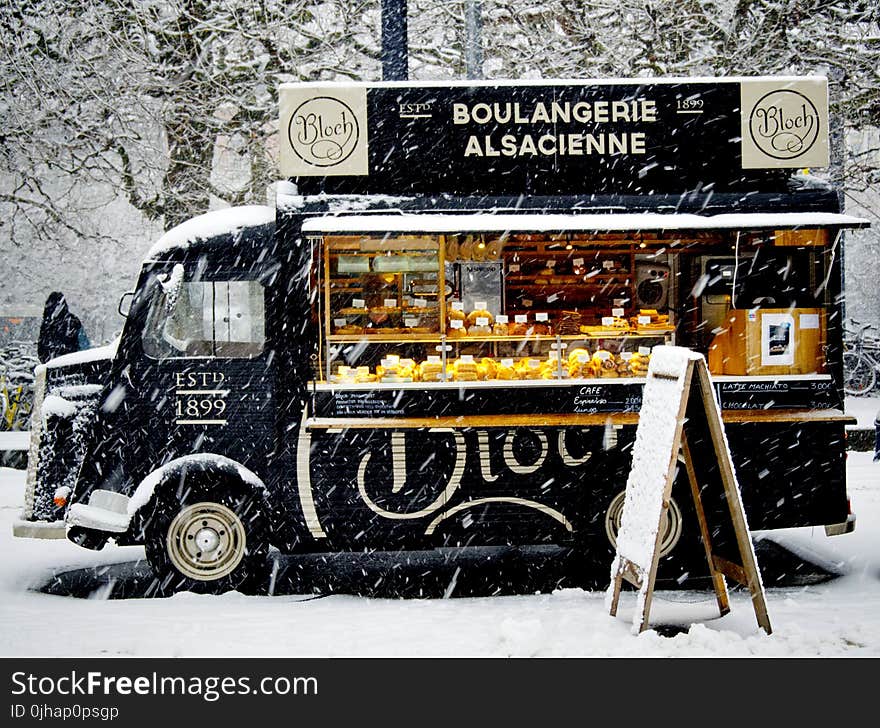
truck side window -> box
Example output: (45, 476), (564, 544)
(143, 278), (265, 359)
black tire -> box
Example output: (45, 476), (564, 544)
(145, 478), (271, 596)
(843, 352), (876, 396)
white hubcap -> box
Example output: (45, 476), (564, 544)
(166, 502), (246, 581)
(195, 527), (221, 554)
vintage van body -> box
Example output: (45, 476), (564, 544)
(16, 78), (866, 594)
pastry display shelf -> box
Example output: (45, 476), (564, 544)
(505, 273), (630, 284)
(326, 331), (673, 344)
(312, 377), (650, 390)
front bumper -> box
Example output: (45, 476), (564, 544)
(12, 519), (65, 539)
(65, 490), (132, 534)
(824, 513), (856, 537)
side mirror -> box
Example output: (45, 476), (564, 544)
(118, 291), (134, 318)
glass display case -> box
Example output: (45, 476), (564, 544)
(313, 232), (677, 385)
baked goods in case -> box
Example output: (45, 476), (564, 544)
(628, 351), (651, 376)
(334, 324), (364, 335)
(580, 317), (630, 335)
(452, 357), (480, 381)
(567, 348), (594, 378)
(496, 359), (516, 380)
(615, 356), (634, 377)
(419, 359), (444, 381)
(516, 357), (544, 379)
(376, 355), (413, 381)
(467, 310), (493, 335)
(593, 349), (619, 378)
(466, 309), (494, 327)
(447, 307), (468, 336)
(630, 309), (672, 331)
(532, 322), (553, 336)
(354, 366), (375, 383)
(468, 324), (492, 336)
(539, 358), (565, 379)
(477, 357), (497, 381)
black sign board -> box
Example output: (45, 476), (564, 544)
(313, 382), (645, 420)
(716, 377), (836, 410)
(313, 377), (836, 420)
(280, 78), (829, 197)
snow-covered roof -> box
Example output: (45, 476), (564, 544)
(281, 75), (826, 91)
(145, 206), (275, 261)
(301, 211), (869, 235)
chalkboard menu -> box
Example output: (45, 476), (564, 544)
(715, 378), (837, 410)
(314, 382), (645, 419)
(314, 376), (836, 420)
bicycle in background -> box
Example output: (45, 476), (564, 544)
(0, 344), (37, 431)
(843, 319), (880, 396)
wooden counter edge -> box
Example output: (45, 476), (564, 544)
(306, 409), (855, 429)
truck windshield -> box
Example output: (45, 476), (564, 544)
(142, 273), (265, 359)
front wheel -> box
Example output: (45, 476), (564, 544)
(843, 352), (876, 396)
(145, 483), (270, 595)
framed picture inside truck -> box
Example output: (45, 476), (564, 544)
(15, 77), (868, 595)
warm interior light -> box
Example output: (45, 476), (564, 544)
(382, 274), (396, 283)
(477, 242), (486, 249)
(639, 242), (647, 248)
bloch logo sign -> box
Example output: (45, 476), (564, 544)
(740, 78), (829, 169)
(280, 86), (369, 176)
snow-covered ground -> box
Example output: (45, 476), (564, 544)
(846, 394), (880, 431)
(0, 456), (878, 657)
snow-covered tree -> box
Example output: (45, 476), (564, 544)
(0, 0), (382, 245)
(0, 0), (877, 333)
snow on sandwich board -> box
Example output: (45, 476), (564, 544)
(605, 345), (771, 635)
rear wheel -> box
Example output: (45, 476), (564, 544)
(571, 462), (708, 589)
(843, 352), (876, 396)
(603, 490), (684, 559)
(145, 482), (270, 595)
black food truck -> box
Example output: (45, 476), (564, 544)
(15, 77), (869, 594)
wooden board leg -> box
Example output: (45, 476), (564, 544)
(694, 363), (771, 634)
(609, 575), (622, 617)
(748, 577), (773, 635)
(712, 574), (730, 616)
(637, 588), (652, 634)
(681, 433), (730, 617)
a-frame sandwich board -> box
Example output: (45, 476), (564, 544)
(606, 346), (771, 635)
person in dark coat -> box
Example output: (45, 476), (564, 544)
(874, 406), (880, 462)
(37, 292), (89, 363)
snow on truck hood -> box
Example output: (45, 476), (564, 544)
(145, 205), (275, 260)
(39, 337), (120, 372)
